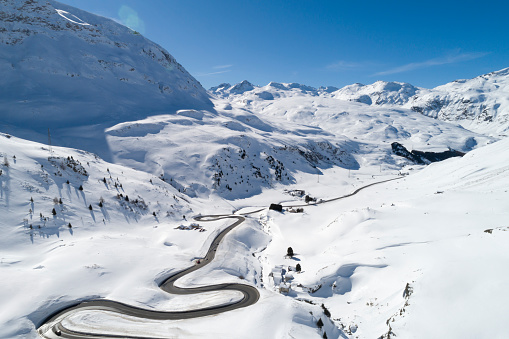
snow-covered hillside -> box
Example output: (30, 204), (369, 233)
(213, 67), (509, 136)
(0, 131), (348, 339)
(3, 128), (507, 338)
(406, 68), (509, 136)
(101, 95), (494, 201)
(1, 1), (508, 337)
(0, 132), (235, 338)
(330, 68), (509, 136)
(254, 136), (509, 338)
(105, 108), (359, 200)
(0, 0), (212, 158)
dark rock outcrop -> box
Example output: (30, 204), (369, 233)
(391, 142), (465, 165)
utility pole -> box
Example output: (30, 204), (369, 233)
(47, 128), (53, 155)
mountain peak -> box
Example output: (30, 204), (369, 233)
(333, 80), (419, 105)
(230, 80), (255, 93)
(0, 0), (211, 130)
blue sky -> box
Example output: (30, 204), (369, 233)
(58, 0), (509, 89)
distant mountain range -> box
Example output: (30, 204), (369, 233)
(0, 0), (502, 199)
(211, 68), (509, 136)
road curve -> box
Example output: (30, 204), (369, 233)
(281, 177), (402, 208)
(37, 213), (262, 339)
(37, 177), (400, 338)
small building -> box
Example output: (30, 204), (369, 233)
(269, 203), (283, 212)
(284, 273), (294, 282)
(279, 282), (291, 293)
(269, 268), (283, 286)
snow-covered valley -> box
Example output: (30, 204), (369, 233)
(1, 1), (509, 338)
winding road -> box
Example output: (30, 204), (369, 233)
(37, 178), (400, 338)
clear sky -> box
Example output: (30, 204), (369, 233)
(57, 0), (509, 90)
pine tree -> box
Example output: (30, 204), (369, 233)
(322, 332), (327, 339)
(52, 208), (56, 215)
(296, 263), (301, 272)
(321, 304), (331, 318)
(78, 185), (83, 191)
(317, 318), (324, 329)
(287, 247), (294, 257)
(88, 204), (93, 210)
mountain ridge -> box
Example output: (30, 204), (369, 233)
(211, 67), (509, 135)
(0, 0), (213, 158)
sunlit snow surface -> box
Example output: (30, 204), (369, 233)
(1, 0), (508, 337)
(1, 131), (508, 338)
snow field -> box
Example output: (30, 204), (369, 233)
(0, 134), (242, 338)
(253, 138), (509, 338)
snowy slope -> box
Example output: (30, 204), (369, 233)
(254, 136), (509, 338)
(216, 92), (492, 153)
(6, 129), (506, 338)
(103, 91), (495, 201)
(406, 67), (509, 136)
(105, 108), (359, 200)
(328, 68), (509, 136)
(0, 132), (232, 338)
(0, 132), (346, 339)
(0, 0), (212, 158)
(100, 82), (494, 200)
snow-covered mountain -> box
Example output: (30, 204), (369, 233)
(2, 2), (509, 337)
(103, 99), (493, 200)
(405, 68), (509, 136)
(105, 109), (360, 200)
(210, 81), (326, 100)
(212, 67), (509, 136)
(332, 81), (421, 105)
(0, 0), (212, 158)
